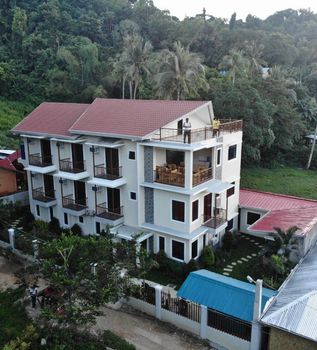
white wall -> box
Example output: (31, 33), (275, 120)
(239, 208), (268, 234)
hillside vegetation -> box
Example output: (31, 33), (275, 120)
(0, 1), (317, 167)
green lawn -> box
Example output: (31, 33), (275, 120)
(241, 167), (317, 200)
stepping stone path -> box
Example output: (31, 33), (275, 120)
(254, 242), (260, 245)
(231, 262), (237, 266)
(251, 253), (257, 257)
(223, 267), (233, 272)
(237, 260), (243, 264)
(242, 257), (249, 262)
(223, 272), (230, 276)
(246, 255), (253, 259)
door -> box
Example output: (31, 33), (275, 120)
(177, 119), (183, 135)
(72, 144), (84, 170)
(204, 193), (212, 221)
(43, 174), (54, 197)
(41, 139), (52, 164)
(107, 188), (120, 214)
(74, 181), (86, 206)
(105, 148), (119, 178)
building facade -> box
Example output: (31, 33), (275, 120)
(13, 99), (242, 262)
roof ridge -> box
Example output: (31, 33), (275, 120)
(241, 188), (317, 203)
(266, 205), (317, 213)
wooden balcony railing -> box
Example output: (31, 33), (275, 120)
(154, 170), (185, 187)
(29, 153), (52, 167)
(202, 209), (227, 229)
(94, 164), (122, 180)
(59, 158), (85, 173)
(62, 195), (87, 211)
(154, 120), (243, 143)
(193, 167), (213, 187)
(96, 202), (123, 220)
(32, 187), (55, 202)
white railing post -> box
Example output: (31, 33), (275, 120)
(200, 305), (207, 339)
(250, 279), (263, 350)
(32, 239), (39, 259)
(8, 228), (15, 249)
(155, 285), (162, 320)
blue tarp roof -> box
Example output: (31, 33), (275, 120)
(177, 270), (276, 322)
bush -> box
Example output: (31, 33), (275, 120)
(20, 211), (35, 232)
(222, 231), (237, 251)
(167, 258), (185, 278)
(155, 250), (169, 272)
(102, 330), (136, 350)
(48, 217), (62, 236)
(0, 229), (9, 243)
(71, 224), (82, 236)
(200, 246), (215, 269)
(184, 259), (199, 275)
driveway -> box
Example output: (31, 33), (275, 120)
(94, 305), (213, 350)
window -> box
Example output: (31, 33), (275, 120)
(128, 151), (135, 160)
(177, 119), (183, 135)
(217, 149), (221, 166)
(192, 200), (199, 221)
(159, 236), (165, 251)
(172, 200), (185, 222)
(64, 213), (68, 225)
(228, 145), (237, 160)
(192, 240), (198, 259)
(247, 212), (261, 225)
(227, 182), (235, 198)
(203, 233), (207, 248)
(227, 219), (234, 231)
(49, 207), (54, 221)
(36, 205), (40, 217)
(166, 150), (184, 165)
(79, 216), (84, 223)
(96, 221), (101, 234)
(130, 192), (137, 200)
(172, 240), (184, 260)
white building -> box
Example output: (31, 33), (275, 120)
(12, 98), (243, 263)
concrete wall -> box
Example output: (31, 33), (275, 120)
(206, 326), (250, 350)
(0, 190), (29, 205)
(239, 207), (268, 234)
(161, 308), (200, 335)
(268, 327), (317, 350)
(0, 168), (17, 195)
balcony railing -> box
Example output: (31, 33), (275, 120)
(96, 202), (123, 220)
(62, 195), (87, 211)
(154, 120), (243, 143)
(32, 187), (55, 202)
(154, 168), (185, 187)
(202, 209), (227, 229)
(193, 167), (213, 187)
(59, 158), (85, 173)
(94, 164), (122, 180)
(29, 153), (52, 167)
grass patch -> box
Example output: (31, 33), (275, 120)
(0, 287), (29, 347)
(145, 268), (184, 289)
(241, 167), (317, 200)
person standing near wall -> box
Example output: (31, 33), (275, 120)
(29, 284), (38, 308)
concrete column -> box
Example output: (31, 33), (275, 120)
(200, 305), (208, 339)
(250, 279), (263, 350)
(155, 285), (162, 320)
(32, 239), (39, 259)
(184, 150), (193, 189)
(136, 242), (141, 267)
(8, 228), (15, 249)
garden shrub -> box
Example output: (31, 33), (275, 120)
(71, 224), (82, 236)
(185, 259), (199, 275)
(0, 229), (9, 243)
(201, 246), (215, 269)
(20, 211), (35, 232)
(48, 217), (62, 236)
(155, 250), (169, 272)
(222, 231), (238, 251)
(167, 258), (185, 278)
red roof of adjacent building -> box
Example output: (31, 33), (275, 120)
(240, 189), (317, 236)
(69, 98), (207, 138)
(0, 150), (19, 172)
(12, 102), (89, 137)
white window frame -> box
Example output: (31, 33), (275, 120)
(171, 239), (185, 262)
(191, 199), (199, 223)
(191, 239), (199, 260)
(171, 199), (186, 224)
(129, 191), (137, 201)
(157, 235), (165, 252)
(216, 148), (222, 167)
(128, 150), (136, 160)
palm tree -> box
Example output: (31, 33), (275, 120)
(243, 40), (266, 77)
(113, 33), (152, 99)
(219, 49), (249, 86)
(269, 226), (299, 256)
(154, 41), (208, 100)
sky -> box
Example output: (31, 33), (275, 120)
(153, 0), (317, 21)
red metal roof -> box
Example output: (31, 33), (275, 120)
(0, 150), (19, 171)
(240, 189), (317, 236)
(12, 102), (89, 137)
(70, 98), (207, 138)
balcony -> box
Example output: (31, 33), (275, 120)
(154, 165), (185, 187)
(59, 158), (85, 173)
(94, 164), (122, 180)
(193, 167), (213, 187)
(96, 203), (124, 220)
(154, 120), (243, 143)
(202, 209), (227, 229)
(32, 187), (55, 202)
(29, 153), (52, 167)
(62, 195), (87, 211)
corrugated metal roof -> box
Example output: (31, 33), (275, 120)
(177, 270), (276, 322)
(261, 243), (317, 342)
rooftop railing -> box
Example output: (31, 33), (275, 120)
(94, 164), (122, 180)
(29, 153), (52, 167)
(96, 202), (123, 220)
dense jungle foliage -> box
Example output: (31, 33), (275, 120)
(0, 0), (317, 167)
